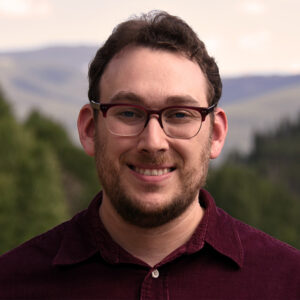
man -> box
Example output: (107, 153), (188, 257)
(0, 11), (299, 299)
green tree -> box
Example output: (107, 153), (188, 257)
(0, 92), (68, 254)
(207, 163), (300, 249)
(247, 115), (300, 197)
(24, 111), (100, 214)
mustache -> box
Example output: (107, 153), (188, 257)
(122, 152), (181, 167)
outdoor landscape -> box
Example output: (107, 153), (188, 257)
(0, 46), (299, 254)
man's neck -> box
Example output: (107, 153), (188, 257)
(99, 195), (204, 267)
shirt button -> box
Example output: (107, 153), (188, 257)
(151, 269), (159, 278)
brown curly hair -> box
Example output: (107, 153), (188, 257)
(88, 11), (222, 106)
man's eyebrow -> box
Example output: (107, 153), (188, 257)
(165, 95), (201, 106)
(108, 91), (201, 106)
(108, 92), (144, 104)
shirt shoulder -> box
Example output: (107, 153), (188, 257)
(0, 207), (92, 275)
(0, 220), (68, 277)
(228, 211), (300, 287)
(232, 214), (300, 260)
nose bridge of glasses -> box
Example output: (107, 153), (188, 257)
(144, 109), (164, 129)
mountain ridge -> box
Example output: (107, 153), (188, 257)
(0, 45), (299, 159)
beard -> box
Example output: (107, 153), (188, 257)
(95, 135), (211, 228)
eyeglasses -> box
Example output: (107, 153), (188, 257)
(90, 100), (216, 139)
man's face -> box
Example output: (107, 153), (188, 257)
(95, 46), (214, 227)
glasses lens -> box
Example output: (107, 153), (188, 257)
(106, 105), (146, 136)
(162, 108), (202, 138)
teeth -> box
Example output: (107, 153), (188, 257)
(134, 167), (171, 176)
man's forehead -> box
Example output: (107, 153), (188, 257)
(102, 45), (203, 78)
(99, 45), (209, 106)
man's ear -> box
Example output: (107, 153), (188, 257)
(77, 104), (96, 157)
(210, 107), (228, 159)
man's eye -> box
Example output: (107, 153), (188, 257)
(115, 109), (144, 120)
(173, 112), (189, 118)
(166, 110), (193, 119)
(120, 111), (136, 118)
(164, 109), (200, 124)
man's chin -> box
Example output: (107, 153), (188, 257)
(109, 189), (198, 228)
(125, 190), (174, 208)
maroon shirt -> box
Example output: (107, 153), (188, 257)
(0, 189), (299, 299)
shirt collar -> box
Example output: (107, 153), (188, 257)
(200, 189), (244, 268)
(53, 190), (244, 268)
(53, 193), (102, 266)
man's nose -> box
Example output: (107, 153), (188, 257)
(136, 116), (169, 153)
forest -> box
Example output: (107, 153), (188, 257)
(0, 89), (299, 254)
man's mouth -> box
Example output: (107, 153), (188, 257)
(128, 165), (175, 176)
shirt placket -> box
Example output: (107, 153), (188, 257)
(140, 267), (168, 300)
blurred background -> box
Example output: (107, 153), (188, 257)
(0, 0), (299, 253)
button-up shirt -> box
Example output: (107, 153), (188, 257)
(0, 190), (299, 299)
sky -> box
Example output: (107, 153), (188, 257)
(0, 0), (299, 76)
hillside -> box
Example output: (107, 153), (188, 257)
(222, 74), (300, 105)
(222, 83), (300, 158)
(0, 45), (300, 157)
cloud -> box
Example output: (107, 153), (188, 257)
(0, 0), (51, 17)
(238, 31), (271, 51)
(288, 62), (300, 74)
(239, 1), (266, 15)
(204, 37), (220, 56)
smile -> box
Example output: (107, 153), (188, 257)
(129, 165), (175, 176)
